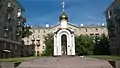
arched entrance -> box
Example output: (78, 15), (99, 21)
(54, 29), (75, 56)
(61, 34), (67, 55)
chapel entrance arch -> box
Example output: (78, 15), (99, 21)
(54, 29), (75, 56)
(61, 34), (67, 55)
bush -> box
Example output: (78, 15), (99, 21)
(43, 34), (54, 56)
(75, 34), (110, 55)
(75, 35), (94, 55)
(93, 34), (110, 55)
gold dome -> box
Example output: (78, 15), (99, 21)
(59, 12), (68, 21)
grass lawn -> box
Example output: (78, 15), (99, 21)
(0, 57), (39, 62)
(89, 55), (120, 61)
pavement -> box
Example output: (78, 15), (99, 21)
(17, 56), (113, 68)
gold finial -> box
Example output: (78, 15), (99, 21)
(61, 0), (65, 12)
(59, 0), (68, 22)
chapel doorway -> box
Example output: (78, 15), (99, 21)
(61, 34), (67, 55)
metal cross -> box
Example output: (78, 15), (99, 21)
(61, 0), (65, 12)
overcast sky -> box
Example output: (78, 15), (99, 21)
(19, 0), (114, 26)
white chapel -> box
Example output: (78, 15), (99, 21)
(53, 0), (75, 56)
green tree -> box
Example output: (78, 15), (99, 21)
(22, 25), (32, 38)
(42, 33), (110, 56)
(75, 35), (94, 55)
(93, 34), (110, 55)
(43, 33), (54, 56)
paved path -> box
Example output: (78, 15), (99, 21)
(17, 56), (113, 68)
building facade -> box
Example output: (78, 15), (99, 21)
(22, 22), (108, 56)
(105, 0), (120, 55)
(0, 0), (26, 58)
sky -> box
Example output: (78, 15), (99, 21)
(19, 0), (114, 26)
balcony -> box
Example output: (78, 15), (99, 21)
(31, 38), (35, 41)
(36, 38), (40, 41)
(17, 8), (26, 24)
(16, 31), (20, 36)
(4, 28), (9, 32)
(114, 5), (120, 15)
(8, 25), (13, 31)
(36, 43), (40, 47)
(36, 37), (40, 47)
(105, 11), (112, 20)
(109, 31), (117, 38)
(115, 15), (120, 22)
(31, 42), (35, 46)
(17, 16), (26, 24)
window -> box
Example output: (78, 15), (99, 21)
(74, 29), (76, 32)
(95, 28), (98, 31)
(37, 51), (40, 56)
(85, 29), (87, 32)
(38, 30), (40, 33)
(15, 45), (17, 50)
(95, 33), (99, 35)
(48, 29), (50, 33)
(69, 27), (72, 29)
(33, 30), (35, 32)
(10, 44), (12, 49)
(114, 5), (120, 14)
(90, 34), (94, 36)
(42, 51), (44, 54)
(43, 30), (45, 33)
(4, 32), (7, 37)
(108, 10), (112, 18)
(32, 35), (34, 38)
(38, 35), (40, 38)
(43, 46), (45, 49)
(117, 27), (120, 33)
(27, 40), (29, 43)
(4, 43), (6, 49)
(43, 35), (45, 37)
(109, 11), (112, 16)
(118, 28), (120, 34)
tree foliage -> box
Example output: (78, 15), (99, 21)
(93, 34), (110, 55)
(43, 33), (54, 56)
(43, 33), (110, 56)
(22, 25), (32, 38)
(75, 35), (94, 55)
(75, 34), (110, 56)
